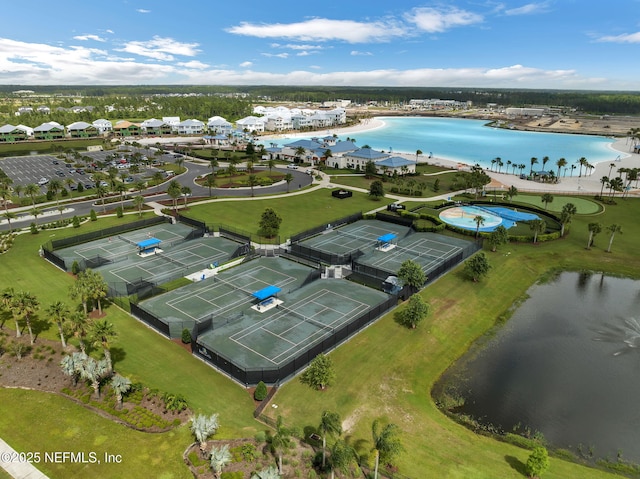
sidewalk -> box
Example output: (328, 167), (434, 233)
(0, 437), (49, 478)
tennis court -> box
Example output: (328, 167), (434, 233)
(298, 219), (409, 254)
(136, 256), (390, 375)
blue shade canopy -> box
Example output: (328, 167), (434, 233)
(252, 285), (281, 301)
(137, 238), (161, 249)
(377, 233), (397, 243)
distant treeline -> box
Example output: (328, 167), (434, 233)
(2, 85), (640, 115)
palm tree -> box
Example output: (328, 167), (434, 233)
(2, 211), (16, 231)
(529, 157), (538, 176)
(190, 413), (220, 456)
(181, 186), (192, 207)
(529, 219), (546, 243)
(294, 146), (306, 163)
(415, 149), (422, 161)
(47, 300), (70, 348)
(110, 373), (132, 409)
(205, 174), (216, 197)
(491, 158), (497, 171)
(541, 193), (554, 210)
(541, 156), (550, 172)
(24, 183), (39, 206)
(329, 439), (358, 479)
(132, 195), (145, 217)
(2, 287), (19, 336)
(605, 223), (622, 253)
(167, 180), (182, 212)
(271, 415), (291, 474)
(60, 351), (86, 386)
(96, 184), (109, 213)
(559, 203), (577, 237)
(67, 311), (90, 353)
(473, 215), (485, 238)
(608, 177), (624, 200)
(30, 206), (42, 226)
(371, 419), (403, 477)
(608, 162), (616, 178)
(284, 173), (293, 192)
(90, 319), (117, 373)
(79, 356), (109, 399)
(586, 222), (602, 249)
(556, 158), (567, 180)
(319, 411), (342, 469)
(134, 180), (146, 195)
(247, 174), (258, 197)
(47, 178), (63, 206)
(115, 183), (127, 208)
(577, 157), (588, 177)
(506, 185), (518, 202)
(267, 158), (276, 177)
(13, 290), (39, 344)
(599, 176), (609, 198)
(209, 444), (232, 479)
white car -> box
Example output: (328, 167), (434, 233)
(37, 177), (49, 186)
(286, 164), (298, 169)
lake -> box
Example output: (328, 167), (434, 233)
(276, 117), (618, 171)
(439, 271), (640, 463)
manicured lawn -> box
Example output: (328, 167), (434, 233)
(330, 170), (463, 198)
(510, 193), (602, 214)
(184, 188), (394, 239)
(0, 188), (638, 478)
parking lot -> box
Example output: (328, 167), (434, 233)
(0, 146), (171, 192)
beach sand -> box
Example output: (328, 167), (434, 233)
(263, 118), (639, 195)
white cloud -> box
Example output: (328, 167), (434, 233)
(504, 2), (551, 16)
(116, 36), (200, 61)
(73, 34), (107, 42)
(106, 29), (115, 34)
(407, 6), (483, 33)
(239, 61), (253, 68)
(227, 18), (408, 43)
(351, 51), (373, 56)
(177, 60), (209, 69)
(137, 9), (151, 14)
(271, 43), (324, 51)
(596, 32), (640, 43)
(261, 52), (289, 59)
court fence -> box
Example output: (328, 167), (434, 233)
(191, 294), (397, 386)
(288, 243), (365, 266)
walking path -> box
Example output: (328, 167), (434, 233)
(0, 437), (49, 478)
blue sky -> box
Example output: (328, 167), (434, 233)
(1, 1), (638, 90)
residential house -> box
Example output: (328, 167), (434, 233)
(67, 121), (98, 138)
(16, 125), (34, 138)
(15, 106), (33, 116)
(140, 118), (173, 136)
(375, 156), (417, 176)
(36, 106), (51, 114)
(92, 119), (113, 135)
(342, 147), (389, 171)
(33, 122), (65, 140)
(264, 115), (293, 132)
(175, 119), (205, 135)
(236, 116), (265, 134)
(162, 116), (181, 128)
(203, 134), (229, 147)
(0, 124), (28, 142)
(113, 120), (141, 137)
(207, 117), (233, 136)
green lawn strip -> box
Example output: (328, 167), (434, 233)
(264, 199), (639, 478)
(0, 388), (192, 479)
(183, 189), (394, 239)
(0, 139), (108, 157)
(330, 172), (460, 198)
(507, 194), (602, 214)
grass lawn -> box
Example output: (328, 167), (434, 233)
(510, 193), (602, 214)
(184, 188), (394, 239)
(0, 188), (638, 478)
(330, 171), (463, 199)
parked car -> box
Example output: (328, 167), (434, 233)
(84, 183), (95, 190)
(56, 170), (65, 177)
(64, 163), (73, 168)
(37, 177), (49, 186)
(286, 164), (298, 169)
(52, 160), (59, 165)
(76, 169), (85, 175)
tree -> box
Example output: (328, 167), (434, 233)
(259, 208), (282, 238)
(599, 176), (609, 198)
(506, 185), (518, 202)
(538, 193), (553, 210)
(191, 413), (220, 456)
(397, 259), (426, 293)
(247, 174), (258, 197)
(300, 353), (335, 390)
(66, 311), (90, 353)
(396, 294), (430, 329)
(47, 300), (70, 348)
(529, 219), (547, 243)
(319, 411), (342, 469)
(79, 356), (109, 399)
(110, 373), (132, 409)
(369, 180), (385, 199)
(90, 319), (117, 373)
(371, 419), (403, 474)
(90, 209), (97, 221)
(2, 211), (16, 231)
(167, 180), (182, 212)
(330, 439), (358, 479)
(132, 195), (145, 217)
(605, 223), (622, 253)
(586, 222), (602, 249)
(364, 160), (377, 178)
(464, 252), (491, 282)
(555, 157), (567, 180)
(254, 380), (268, 401)
(24, 183), (39, 206)
(12, 290), (39, 344)
(60, 351), (87, 386)
(488, 225), (509, 252)
(529, 157), (538, 176)
(181, 185), (192, 206)
(96, 184), (109, 213)
(284, 173), (293, 192)
(559, 203), (577, 237)
(205, 174), (217, 197)
(525, 446), (550, 478)
(114, 182), (127, 208)
(267, 158), (276, 177)
(209, 444), (232, 479)
(47, 178), (63, 207)
(473, 215), (485, 238)
(270, 415), (291, 474)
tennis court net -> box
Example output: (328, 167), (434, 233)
(118, 235), (138, 245)
(335, 228), (378, 243)
(278, 304), (334, 333)
(213, 274), (256, 298)
(392, 242), (456, 261)
(155, 251), (187, 268)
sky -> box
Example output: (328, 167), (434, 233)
(1, 1), (639, 90)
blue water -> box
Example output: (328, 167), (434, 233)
(439, 205), (539, 232)
(273, 117), (618, 171)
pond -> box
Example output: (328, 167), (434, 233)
(438, 271), (640, 463)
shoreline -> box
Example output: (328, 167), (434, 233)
(262, 117), (639, 195)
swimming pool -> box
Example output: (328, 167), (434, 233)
(439, 205), (539, 232)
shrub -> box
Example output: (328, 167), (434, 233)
(254, 381), (268, 401)
(181, 328), (192, 344)
(90, 209), (97, 221)
(71, 260), (81, 275)
(116, 206), (123, 218)
(72, 216), (81, 228)
(254, 430), (267, 443)
(30, 223), (38, 234)
(77, 183), (84, 193)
